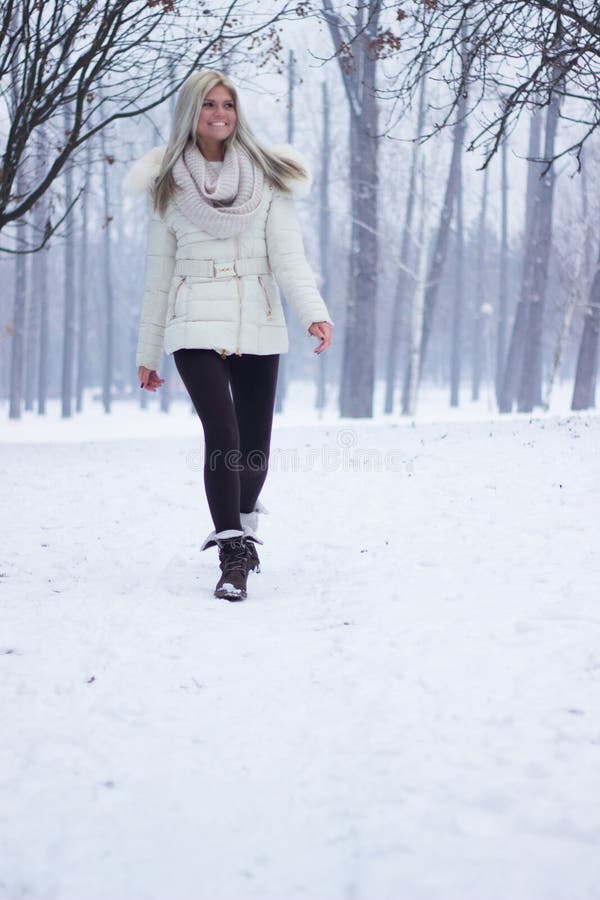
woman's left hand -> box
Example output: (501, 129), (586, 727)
(308, 321), (333, 354)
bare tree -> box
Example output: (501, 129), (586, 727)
(100, 131), (115, 414)
(378, 1), (600, 168)
(545, 183), (592, 410)
(316, 78), (331, 413)
(572, 249), (600, 410)
(572, 147), (600, 409)
(76, 139), (92, 414)
(323, 0), (383, 417)
(401, 72), (468, 409)
(22, 223), (36, 412)
(159, 59), (179, 416)
(0, 0), (303, 250)
(450, 139), (464, 408)
(495, 137), (509, 406)
(517, 84), (562, 412)
(275, 49), (296, 415)
(61, 109), (77, 418)
(384, 72), (426, 414)
(8, 186), (27, 418)
(405, 161), (429, 417)
(32, 141), (49, 415)
(471, 165), (489, 401)
(498, 110), (543, 413)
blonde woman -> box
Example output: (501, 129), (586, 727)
(126, 70), (334, 602)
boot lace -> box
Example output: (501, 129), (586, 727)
(218, 537), (248, 574)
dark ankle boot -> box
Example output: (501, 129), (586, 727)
(214, 535), (249, 601)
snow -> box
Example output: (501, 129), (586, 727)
(1, 383), (600, 900)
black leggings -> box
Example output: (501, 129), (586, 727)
(173, 348), (279, 533)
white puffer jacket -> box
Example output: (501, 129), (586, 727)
(126, 145), (334, 371)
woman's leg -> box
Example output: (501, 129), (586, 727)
(228, 353), (279, 514)
(173, 348), (243, 533)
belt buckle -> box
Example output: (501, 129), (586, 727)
(213, 260), (236, 278)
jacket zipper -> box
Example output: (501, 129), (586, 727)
(235, 236), (242, 354)
(258, 275), (273, 320)
(171, 276), (186, 319)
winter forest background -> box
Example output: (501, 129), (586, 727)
(2, 5), (600, 898)
(2, 0), (600, 422)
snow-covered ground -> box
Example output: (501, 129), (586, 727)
(1, 383), (600, 900)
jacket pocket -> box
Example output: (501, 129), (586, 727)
(258, 275), (274, 321)
(170, 276), (186, 320)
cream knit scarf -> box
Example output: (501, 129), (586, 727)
(172, 142), (265, 238)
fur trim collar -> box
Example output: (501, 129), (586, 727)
(123, 142), (311, 198)
(123, 146), (165, 196)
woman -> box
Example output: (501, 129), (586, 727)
(127, 69), (334, 602)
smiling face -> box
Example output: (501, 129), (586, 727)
(195, 84), (237, 151)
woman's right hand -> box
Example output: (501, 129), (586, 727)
(138, 366), (165, 391)
(308, 321), (333, 354)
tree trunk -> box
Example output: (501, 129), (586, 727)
(450, 150), (464, 408)
(472, 164), (489, 401)
(36, 134), (49, 416)
(498, 110), (542, 413)
(343, 97), (379, 417)
(544, 261), (582, 410)
(8, 205), (27, 419)
(274, 50), (295, 415)
(24, 229), (39, 411)
(339, 121), (378, 417)
(61, 121), (77, 418)
(384, 73), (426, 414)
(495, 137), (509, 406)
(101, 129), (114, 414)
(37, 246), (49, 416)
(338, 114), (359, 417)
(402, 85), (467, 408)
(517, 91), (561, 413)
(316, 79), (330, 413)
(405, 164), (429, 417)
(545, 154), (591, 409)
(76, 139), (91, 413)
(326, 2), (380, 418)
(30, 132), (49, 416)
(572, 246), (600, 410)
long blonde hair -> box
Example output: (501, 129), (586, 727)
(153, 70), (307, 216)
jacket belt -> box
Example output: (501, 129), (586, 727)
(173, 257), (271, 279)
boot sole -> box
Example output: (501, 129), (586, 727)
(214, 588), (247, 601)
